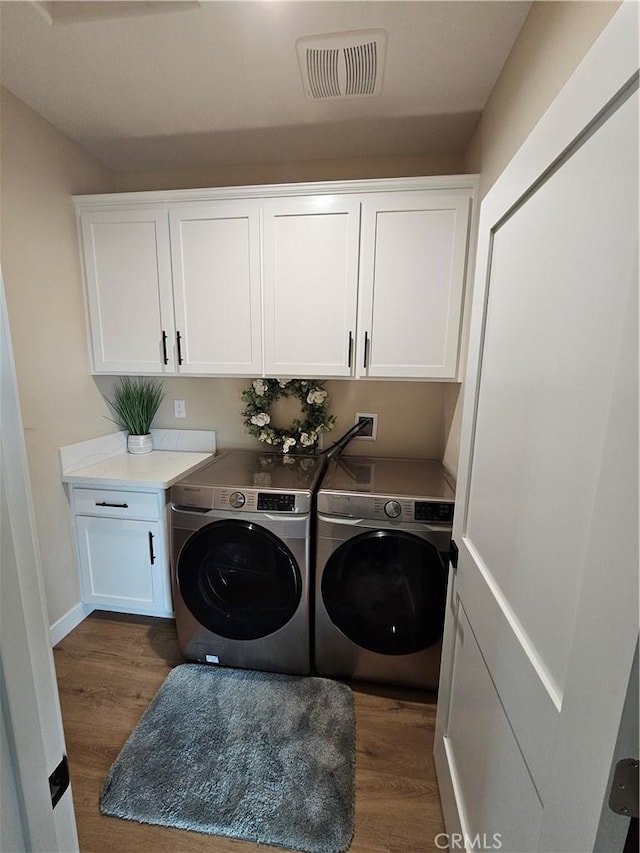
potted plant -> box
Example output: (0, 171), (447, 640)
(106, 377), (165, 454)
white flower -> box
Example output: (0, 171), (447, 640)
(251, 412), (270, 427)
(282, 436), (296, 453)
(307, 389), (327, 405)
(300, 432), (317, 446)
(252, 379), (267, 396)
(259, 431), (273, 444)
(277, 379), (290, 388)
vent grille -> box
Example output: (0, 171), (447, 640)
(307, 48), (340, 99)
(297, 30), (386, 101)
(344, 42), (378, 96)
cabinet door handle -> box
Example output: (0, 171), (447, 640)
(176, 331), (184, 366)
(148, 531), (156, 565)
(161, 330), (169, 366)
(347, 331), (353, 368)
(363, 332), (370, 369)
(95, 501), (129, 508)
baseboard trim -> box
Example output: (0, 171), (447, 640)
(49, 602), (93, 647)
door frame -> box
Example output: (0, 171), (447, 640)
(435, 1), (639, 844)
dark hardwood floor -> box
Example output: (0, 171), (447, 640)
(53, 611), (446, 853)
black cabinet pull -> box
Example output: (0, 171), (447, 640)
(176, 331), (183, 365)
(95, 501), (128, 508)
(161, 330), (169, 365)
(363, 332), (370, 369)
(148, 531), (156, 565)
(347, 331), (353, 368)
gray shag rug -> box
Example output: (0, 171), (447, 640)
(100, 664), (355, 853)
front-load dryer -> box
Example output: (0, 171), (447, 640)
(170, 450), (325, 676)
(315, 456), (454, 689)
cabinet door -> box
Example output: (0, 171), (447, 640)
(79, 208), (175, 374)
(262, 196), (360, 377)
(169, 201), (262, 375)
(357, 191), (471, 379)
(76, 517), (168, 615)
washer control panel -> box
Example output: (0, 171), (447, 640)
(171, 483), (309, 513)
(257, 493), (296, 512)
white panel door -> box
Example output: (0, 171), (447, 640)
(262, 195), (360, 377)
(357, 191), (471, 379)
(76, 517), (164, 614)
(80, 207), (175, 373)
(435, 8), (638, 852)
(1, 272), (79, 851)
(170, 201), (262, 375)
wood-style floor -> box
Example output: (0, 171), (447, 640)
(53, 611), (446, 853)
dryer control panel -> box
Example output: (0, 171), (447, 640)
(415, 501), (454, 523)
(318, 491), (454, 525)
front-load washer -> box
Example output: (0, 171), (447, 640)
(315, 456), (455, 689)
(170, 449), (325, 676)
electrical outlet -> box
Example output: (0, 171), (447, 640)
(354, 412), (378, 440)
(174, 399), (186, 418)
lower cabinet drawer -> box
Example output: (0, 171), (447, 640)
(72, 487), (160, 519)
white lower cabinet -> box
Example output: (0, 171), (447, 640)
(72, 486), (172, 616)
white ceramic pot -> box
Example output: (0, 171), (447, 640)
(127, 433), (153, 454)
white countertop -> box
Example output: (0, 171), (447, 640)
(62, 450), (215, 489)
(59, 429), (217, 490)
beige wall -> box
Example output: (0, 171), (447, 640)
(0, 88), (115, 628)
(97, 375), (448, 460)
(112, 152), (464, 193)
(466, 1), (620, 198)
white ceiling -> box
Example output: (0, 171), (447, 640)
(0, 1), (531, 172)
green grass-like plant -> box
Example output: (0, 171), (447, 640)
(106, 377), (165, 436)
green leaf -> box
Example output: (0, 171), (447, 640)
(105, 377), (165, 435)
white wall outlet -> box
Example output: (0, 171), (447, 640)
(174, 399), (186, 418)
(354, 412), (378, 440)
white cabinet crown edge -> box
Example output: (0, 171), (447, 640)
(73, 175), (479, 210)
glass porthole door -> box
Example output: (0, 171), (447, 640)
(321, 529), (447, 654)
(177, 519), (302, 640)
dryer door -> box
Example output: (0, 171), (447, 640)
(321, 529), (446, 654)
(176, 519), (302, 640)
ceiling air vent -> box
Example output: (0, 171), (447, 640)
(296, 29), (387, 101)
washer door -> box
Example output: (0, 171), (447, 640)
(321, 529), (447, 655)
(176, 519), (302, 640)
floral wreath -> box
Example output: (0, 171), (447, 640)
(241, 378), (335, 454)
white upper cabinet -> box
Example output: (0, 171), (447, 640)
(79, 207), (175, 373)
(357, 190), (472, 379)
(75, 178), (476, 380)
(169, 201), (262, 375)
(262, 195), (360, 377)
